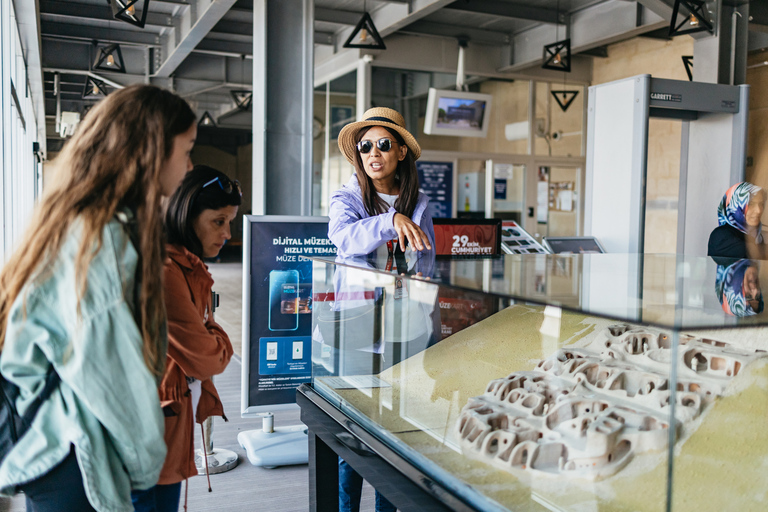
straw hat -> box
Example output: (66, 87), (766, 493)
(337, 107), (421, 165)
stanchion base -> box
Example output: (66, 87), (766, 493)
(195, 448), (239, 475)
(237, 425), (308, 468)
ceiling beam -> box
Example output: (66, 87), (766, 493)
(315, 32), (334, 45)
(196, 38), (252, 56)
(332, 0), (457, 52)
(500, 0), (666, 72)
(154, 0), (238, 78)
(444, 0), (568, 25)
(39, 0), (173, 28)
(41, 20), (162, 45)
(314, 7), (360, 26)
(401, 20), (510, 45)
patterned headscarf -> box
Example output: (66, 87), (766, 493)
(717, 182), (764, 234)
(715, 259), (764, 317)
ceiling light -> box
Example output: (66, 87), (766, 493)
(109, 0), (150, 29)
(198, 111), (216, 127)
(93, 43), (126, 73)
(668, 0), (713, 37)
(542, 39), (571, 72)
(82, 77), (108, 99)
(343, 12), (386, 50)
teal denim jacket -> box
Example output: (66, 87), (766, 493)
(0, 213), (167, 512)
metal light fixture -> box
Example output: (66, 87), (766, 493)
(109, 0), (150, 29)
(543, 39), (571, 72)
(82, 77), (108, 99)
(550, 90), (579, 112)
(198, 111), (216, 127)
(682, 55), (694, 81)
(93, 43), (126, 73)
(343, 12), (386, 50)
(668, 0), (713, 37)
(230, 90), (253, 111)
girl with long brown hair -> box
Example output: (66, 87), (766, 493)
(0, 84), (196, 512)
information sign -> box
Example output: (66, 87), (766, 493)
(241, 216), (336, 415)
(417, 161), (454, 218)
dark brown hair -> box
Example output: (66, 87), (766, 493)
(165, 165), (242, 259)
(0, 84), (196, 376)
(353, 126), (420, 219)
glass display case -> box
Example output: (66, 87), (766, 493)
(298, 253), (768, 512)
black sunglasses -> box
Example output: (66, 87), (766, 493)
(202, 176), (242, 197)
(356, 138), (396, 154)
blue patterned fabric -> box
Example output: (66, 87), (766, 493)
(715, 259), (763, 316)
(717, 182), (763, 234)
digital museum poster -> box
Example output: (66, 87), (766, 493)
(247, 217), (336, 408)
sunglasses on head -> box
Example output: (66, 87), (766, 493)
(202, 176), (242, 197)
(356, 138), (396, 154)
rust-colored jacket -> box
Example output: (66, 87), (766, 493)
(157, 244), (234, 484)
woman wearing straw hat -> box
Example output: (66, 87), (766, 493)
(329, 107), (434, 260)
(329, 107), (434, 512)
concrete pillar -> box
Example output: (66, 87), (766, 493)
(252, 0), (314, 216)
(692, 0), (749, 85)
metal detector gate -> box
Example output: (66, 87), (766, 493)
(585, 74), (748, 256)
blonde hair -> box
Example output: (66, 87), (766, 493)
(0, 84), (196, 375)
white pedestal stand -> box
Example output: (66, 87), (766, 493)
(237, 413), (309, 469)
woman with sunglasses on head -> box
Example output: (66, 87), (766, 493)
(329, 107), (435, 512)
(130, 166), (240, 512)
(0, 85), (196, 512)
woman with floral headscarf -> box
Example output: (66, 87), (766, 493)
(708, 182), (766, 259)
(715, 259), (764, 317)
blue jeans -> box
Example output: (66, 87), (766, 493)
(131, 482), (182, 512)
(21, 446), (96, 512)
(339, 457), (396, 512)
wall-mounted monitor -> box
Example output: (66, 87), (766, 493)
(424, 88), (493, 138)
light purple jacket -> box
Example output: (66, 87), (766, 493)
(329, 175), (436, 261)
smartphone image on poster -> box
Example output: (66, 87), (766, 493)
(268, 270), (299, 331)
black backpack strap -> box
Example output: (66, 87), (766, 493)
(20, 366), (60, 428)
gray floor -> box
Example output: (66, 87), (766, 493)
(0, 260), (379, 512)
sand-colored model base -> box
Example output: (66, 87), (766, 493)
(456, 324), (767, 480)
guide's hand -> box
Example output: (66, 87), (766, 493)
(393, 213), (432, 252)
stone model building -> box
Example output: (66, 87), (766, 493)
(456, 324), (766, 480)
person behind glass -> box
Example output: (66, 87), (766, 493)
(131, 166), (240, 511)
(0, 85), (196, 512)
(715, 258), (764, 317)
(708, 182), (767, 259)
(329, 107), (434, 512)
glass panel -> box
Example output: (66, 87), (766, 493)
(547, 166), (580, 236)
(457, 159), (486, 218)
(314, 254), (768, 330)
(315, 70), (357, 216)
(535, 82), (585, 157)
(311, 85), (327, 216)
(311, 253), (768, 511)
(644, 118), (682, 253)
(491, 163), (525, 222)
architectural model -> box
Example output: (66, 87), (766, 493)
(456, 324), (767, 480)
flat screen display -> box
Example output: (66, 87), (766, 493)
(544, 236), (606, 254)
(436, 97), (487, 132)
(433, 218), (501, 256)
(424, 88), (493, 138)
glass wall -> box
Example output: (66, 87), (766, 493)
(313, 70), (357, 216)
(1, 0), (41, 264)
